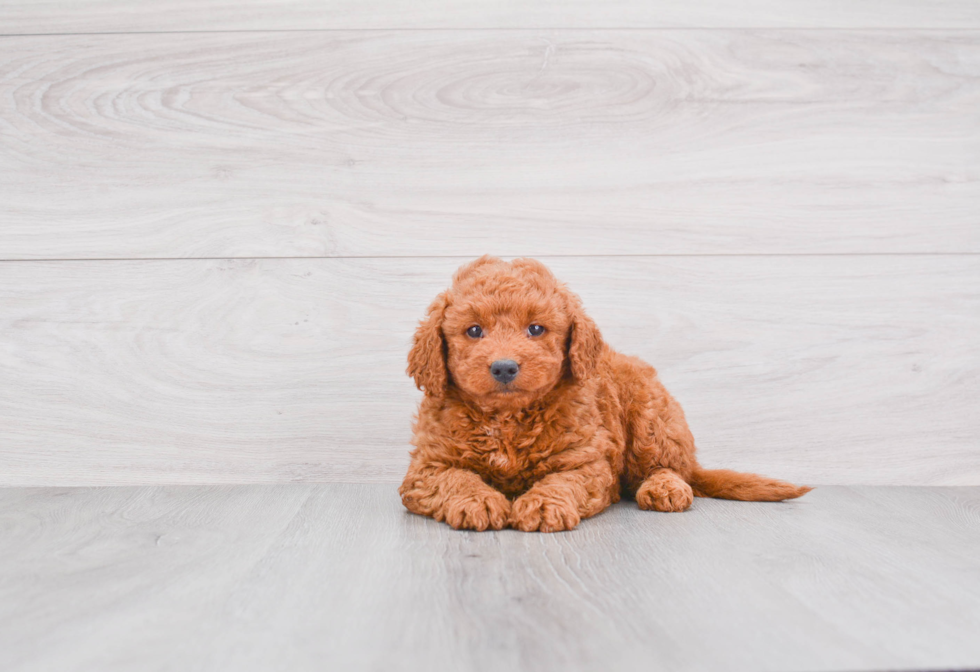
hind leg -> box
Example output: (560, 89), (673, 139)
(636, 468), (694, 512)
(618, 363), (701, 512)
(624, 379), (698, 512)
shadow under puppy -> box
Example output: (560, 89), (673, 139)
(400, 256), (811, 532)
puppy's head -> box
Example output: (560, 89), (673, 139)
(408, 256), (603, 409)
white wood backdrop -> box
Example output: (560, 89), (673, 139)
(0, 1), (978, 486)
(2, 1), (979, 31)
(2, 31), (979, 258)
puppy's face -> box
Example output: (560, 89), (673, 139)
(442, 271), (569, 409)
(408, 256), (604, 410)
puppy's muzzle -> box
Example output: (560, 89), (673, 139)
(490, 359), (519, 384)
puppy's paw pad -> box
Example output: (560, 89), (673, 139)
(442, 490), (511, 531)
(636, 473), (694, 512)
(510, 493), (580, 532)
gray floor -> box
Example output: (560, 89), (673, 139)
(1, 485), (978, 671)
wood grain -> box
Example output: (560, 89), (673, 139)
(1, 484), (978, 671)
(2, 0), (980, 32)
(1, 256), (976, 486)
(2, 30), (979, 259)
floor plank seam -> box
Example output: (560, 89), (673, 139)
(4, 27), (980, 38)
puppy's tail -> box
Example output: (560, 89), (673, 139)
(689, 467), (812, 502)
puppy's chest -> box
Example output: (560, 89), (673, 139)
(468, 419), (546, 480)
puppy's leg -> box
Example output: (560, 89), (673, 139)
(399, 463), (511, 531)
(636, 468), (694, 512)
(510, 460), (617, 533)
(624, 384), (699, 512)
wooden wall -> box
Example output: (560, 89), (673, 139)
(1, 2), (978, 485)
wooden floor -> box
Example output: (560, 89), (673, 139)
(0, 484), (978, 672)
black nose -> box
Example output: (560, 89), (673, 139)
(490, 359), (520, 384)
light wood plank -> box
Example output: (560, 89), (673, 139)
(2, 0), (980, 32)
(0, 256), (977, 486)
(2, 31), (979, 258)
(1, 485), (979, 671)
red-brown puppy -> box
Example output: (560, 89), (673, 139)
(400, 256), (810, 532)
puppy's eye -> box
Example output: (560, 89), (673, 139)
(527, 324), (546, 337)
(466, 325), (483, 338)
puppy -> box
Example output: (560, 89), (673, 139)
(399, 256), (810, 532)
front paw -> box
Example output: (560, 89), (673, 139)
(510, 492), (581, 533)
(440, 489), (511, 531)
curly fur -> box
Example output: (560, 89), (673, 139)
(400, 256), (811, 532)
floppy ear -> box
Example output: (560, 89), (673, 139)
(407, 292), (450, 397)
(566, 293), (604, 381)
